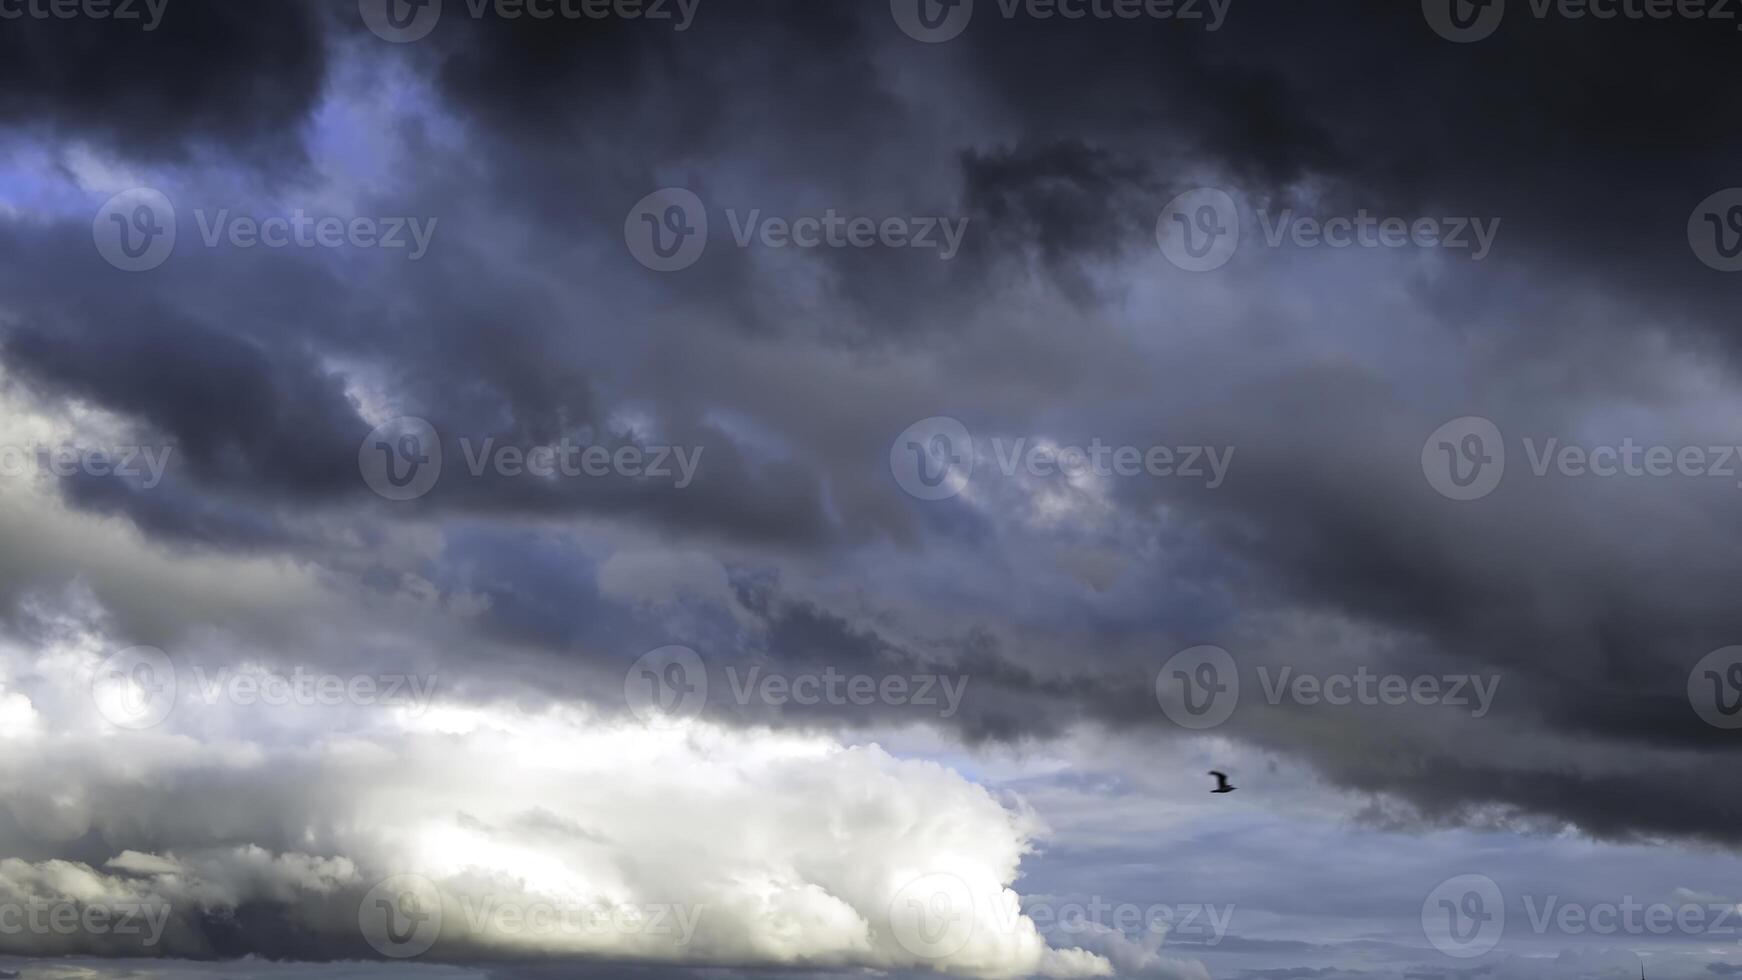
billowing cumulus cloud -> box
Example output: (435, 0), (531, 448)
(0, 596), (1109, 976)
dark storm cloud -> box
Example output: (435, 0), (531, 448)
(958, 139), (1173, 301)
(854, 0), (1742, 849)
(942, 0), (1742, 321)
(1077, 354), (1742, 843)
(705, 585), (1149, 739)
(7, 0), (1742, 894)
(364, 0), (1742, 344)
(59, 469), (295, 550)
(1, 306), (363, 498)
(0, 0), (328, 163)
(407, 0), (875, 143)
(0, 194), (836, 549)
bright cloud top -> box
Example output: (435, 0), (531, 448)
(0, 607), (1109, 978)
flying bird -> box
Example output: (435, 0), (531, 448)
(1209, 771), (1236, 794)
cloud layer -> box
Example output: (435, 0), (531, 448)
(5, 1), (1742, 977)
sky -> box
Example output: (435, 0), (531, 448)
(0, 1), (1741, 979)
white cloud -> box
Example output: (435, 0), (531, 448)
(0, 600), (1108, 978)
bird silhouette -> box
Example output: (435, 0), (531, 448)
(1209, 771), (1236, 793)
